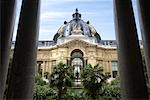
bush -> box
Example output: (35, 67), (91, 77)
(33, 75), (56, 100)
(102, 77), (121, 99)
(64, 88), (91, 100)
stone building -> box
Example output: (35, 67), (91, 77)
(3, 1), (149, 99)
(36, 9), (119, 78)
(10, 9), (143, 79)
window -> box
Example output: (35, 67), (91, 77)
(111, 61), (118, 78)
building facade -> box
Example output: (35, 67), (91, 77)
(11, 9), (142, 79)
(36, 9), (119, 78)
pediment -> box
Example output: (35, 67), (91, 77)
(57, 39), (97, 47)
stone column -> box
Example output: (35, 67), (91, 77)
(36, 63), (39, 75)
(85, 59), (88, 66)
(7, 0), (40, 99)
(67, 58), (71, 66)
(137, 0), (150, 82)
(109, 61), (112, 77)
(49, 61), (52, 74)
(42, 61), (46, 77)
(82, 58), (85, 67)
(45, 61), (47, 72)
(105, 61), (108, 74)
(104, 61), (107, 72)
(102, 61), (105, 70)
(1, 0), (16, 99)
(47, 61), (50, 72)
(114, 0), (148, 99)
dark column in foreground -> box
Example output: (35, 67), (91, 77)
(137, 0), (150, 82)
(7, 0), (40, 99)
(113, 0), (148, 99)
(0, 0), (16, 99)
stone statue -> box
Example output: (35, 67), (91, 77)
(71, 23), (83, 34)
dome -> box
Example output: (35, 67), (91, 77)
(53, 9), (101, 43)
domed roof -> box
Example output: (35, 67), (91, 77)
(53, 9), (101, 43)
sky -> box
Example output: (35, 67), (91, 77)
(13, 0), (141, 41)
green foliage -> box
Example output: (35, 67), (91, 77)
(44, 72), (50, 79)
(49, 62), (74, 100)
(64, 88), (91, 100)
(102, 77), (121, 99)
(33, 84), (56, 100)
(35, 75), (47, 86)
(33, 75), (56, 100)
(81, 64), (109, 99)
(33, 63), (122, 100)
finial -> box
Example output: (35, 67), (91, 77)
(72, 8), (81, 20)
(87, 21), (90, 24)
(64, 21), (67, 24)
(76, 8), (78, 13)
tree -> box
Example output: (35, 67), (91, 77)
(49, 62), (74, 100)
(81, 64), (109, 99)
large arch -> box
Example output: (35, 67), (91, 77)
(70, 49), (84, 81)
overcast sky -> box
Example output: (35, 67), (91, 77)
(13, 0), (141, 41)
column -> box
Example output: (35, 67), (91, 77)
(104, 61), (107, 72)
(109, 61), (112, 77)
(7, 0), (41, 99)
(47, 61), (50, 73)
(85, 59), (88, 66)
(42, 61), (46, 77)
(107, 61), (111, 74)
(36, 63), (39, 75)
(49, 61), (52, 74)
(45, 61), (47, 72)
(67, 58), (71, 66)
(114, 0), (148, 99)
(137, 0), (150, 82)
(103, 61), (107, 72)
(106, 61), (108, 72)
(84, 58), (88, 67)
(83, 58), (86, 67)
(106, 61), (109, 72)
(1, 0), (16, 99)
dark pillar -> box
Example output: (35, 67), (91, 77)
(67, 58), (71, 67)
(83, 58), (87, 67)
(113, 0), (149, 99)
(86, 59), (88, 66)
(0, 0), (16, 99)
(7, 0), (40, 99)
(137, 0), (150, 82)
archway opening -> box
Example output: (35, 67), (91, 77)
(71, 49), (84, 83)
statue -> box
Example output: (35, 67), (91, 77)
(71, 23), (83, 34)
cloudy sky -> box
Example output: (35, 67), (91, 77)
(13, 0), (141, 41)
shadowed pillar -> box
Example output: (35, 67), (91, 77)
(0, 0), (16, 99)
(137, 0), (150, 82)
(113, 0), (148, 99)
(6, 0), (40, 99)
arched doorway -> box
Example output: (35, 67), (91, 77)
(71, 49), (84, 81)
